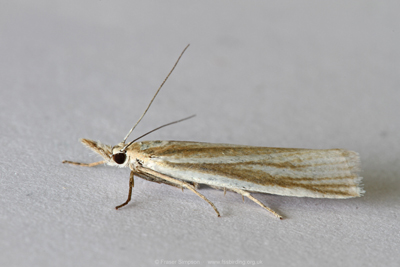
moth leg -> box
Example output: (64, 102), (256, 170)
(137, 174), (198, 189)
(181, 182), (199, 191)
(138, 167), (220, 217)
(230, 188), (282, 220)
(115, 171), (134, 209)
(62, 160), (106, 167)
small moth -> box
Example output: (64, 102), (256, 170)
(63, 44), (364, 219)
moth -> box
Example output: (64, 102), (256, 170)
(63, 45), (364, 219)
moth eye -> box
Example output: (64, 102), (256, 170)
(113, 153), (127, 164)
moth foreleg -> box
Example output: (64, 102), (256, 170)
(137, 167), (220, 217)
(230, 188), (282, 220)
(115, 171), (134, 210)
(62, 160), (106, 167)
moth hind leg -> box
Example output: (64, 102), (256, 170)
(62, 160), (106, 167)
(137, 174), (199, 190)
(137, 166), (220, 217)
(231, 188), (283, 220)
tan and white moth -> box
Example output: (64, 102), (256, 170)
(63, 45), (364, 219)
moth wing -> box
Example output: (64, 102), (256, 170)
(137, 141), (363, 198)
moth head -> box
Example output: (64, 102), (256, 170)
(110, 142), (129, 167)
(80, 139), (127, 167)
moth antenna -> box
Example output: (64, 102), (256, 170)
(121, 115), (195, 152)
(122, 44), (190, 144)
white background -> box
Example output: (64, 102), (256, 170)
(1, 1), (399, 267)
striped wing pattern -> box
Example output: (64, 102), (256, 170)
(134, 141), (364, 198)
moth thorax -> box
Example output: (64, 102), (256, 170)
(113, 153), (127, 164)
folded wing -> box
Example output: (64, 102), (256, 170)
(137, 141), (364, 198)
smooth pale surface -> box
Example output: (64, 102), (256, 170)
(1, 1), (399, 267)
